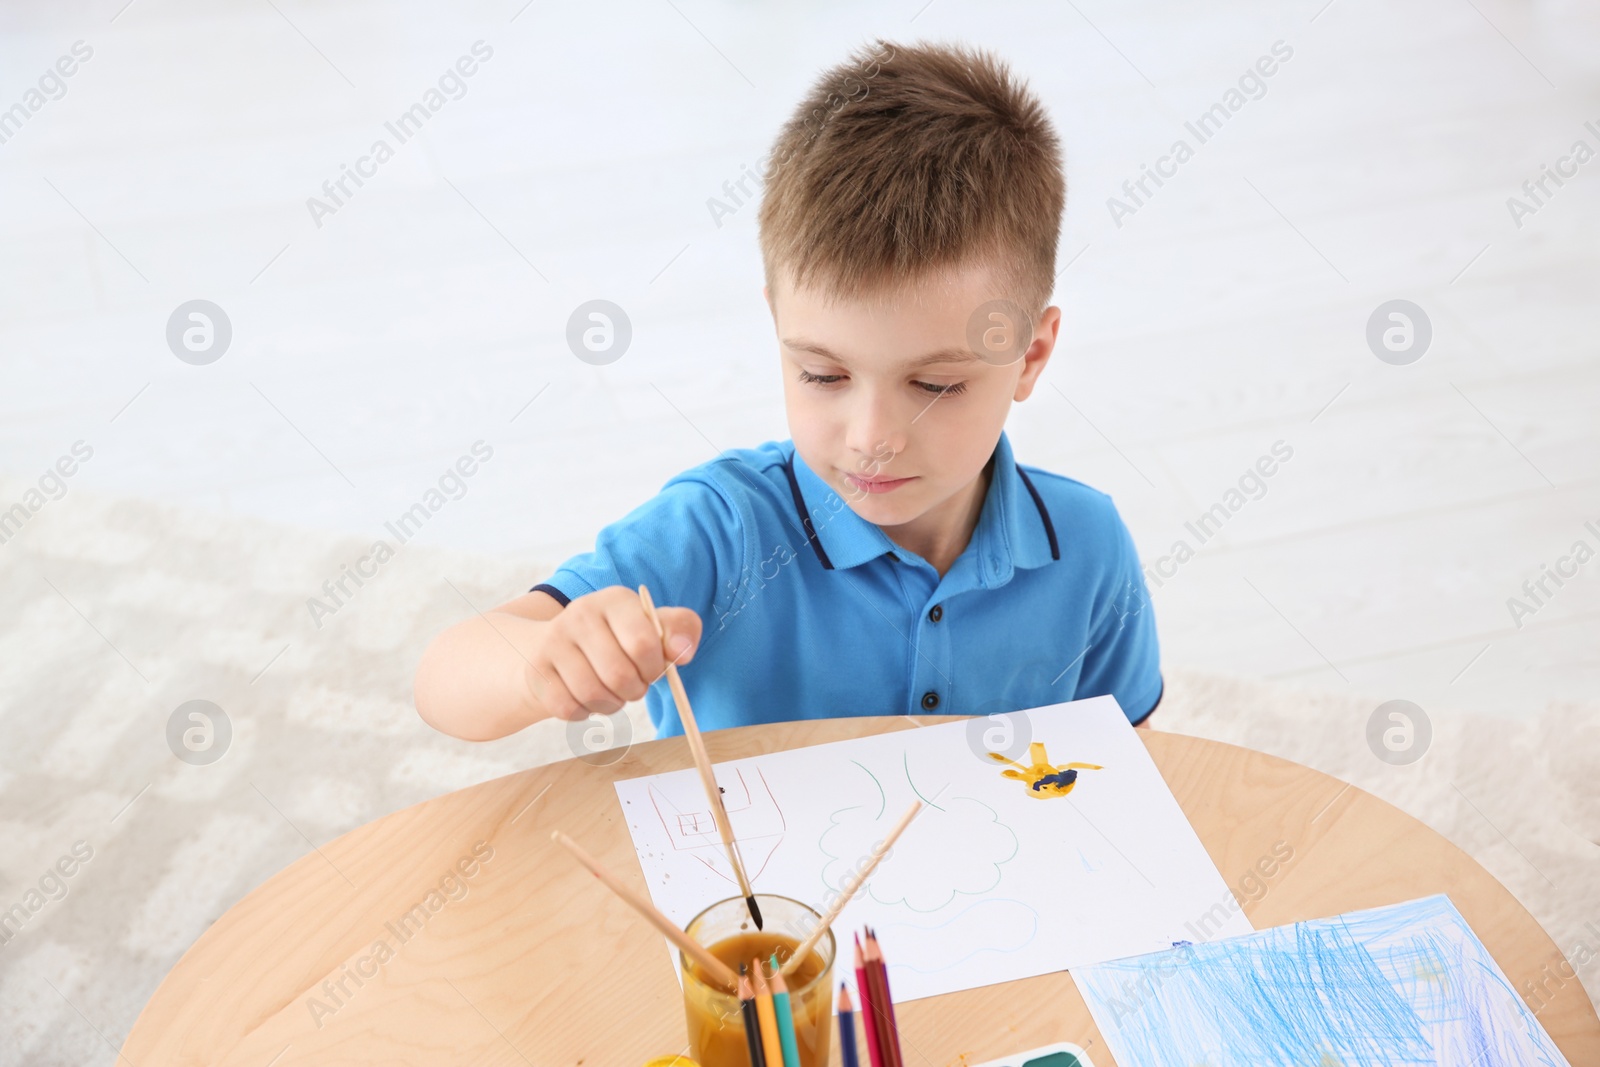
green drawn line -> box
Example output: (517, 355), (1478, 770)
(960, 796), (1020, 866)
(865, 794), (1017, 911)
(852, 759), (886, 819)
(903, 750), (946, 812)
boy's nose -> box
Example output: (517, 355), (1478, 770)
(844, 430), (903, 476)
(843, 393), (907, 468)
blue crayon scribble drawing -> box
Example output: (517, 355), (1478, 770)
(1075, 894), (1570, 1067)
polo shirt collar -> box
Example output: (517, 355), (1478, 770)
(785, 430), (1060, 578)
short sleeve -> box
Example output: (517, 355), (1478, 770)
(1073, 512), (1163, 723)
(530, 470), (748, 623)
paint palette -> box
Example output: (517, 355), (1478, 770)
(968, 1041), (1095, 1067)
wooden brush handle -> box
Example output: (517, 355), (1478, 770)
(552, 831), (737, 990)
(637, 585), (756, 901)
(780, 800), (924, 977)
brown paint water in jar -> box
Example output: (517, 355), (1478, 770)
(682, 929), (833, 1067)
(699, 931), (827, 986)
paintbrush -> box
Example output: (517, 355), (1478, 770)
(550, 830), (737, 990)
(637, 583), (762, 929)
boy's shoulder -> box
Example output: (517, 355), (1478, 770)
(665, 439), (794, 481)
(642, 441), (805, 549)
(1014, 459), (1116, 510)
(657, 439), (796, 505)
(1012, 459), (1137, 553)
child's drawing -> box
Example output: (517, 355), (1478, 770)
(818, 755), (1019, 913)
(988, 741), (1103, 798)
(1075, 894), (1570, 1067)
(646, 765), (786, 885)
(874, 897), (1040, 974)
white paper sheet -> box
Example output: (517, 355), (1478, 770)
(613, 695), (1254, 1003)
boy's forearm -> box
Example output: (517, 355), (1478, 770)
(415, 612), (550, 741)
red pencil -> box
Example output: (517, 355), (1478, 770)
(853, 934), (885, 1067)
(864, 929), (904, 1067)
(867, 930), (902, 1037)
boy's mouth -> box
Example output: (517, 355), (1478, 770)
(842, 471), (914, 494)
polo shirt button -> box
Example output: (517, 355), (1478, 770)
(927, 604), (943, 623)
(921, 691), (940, 710)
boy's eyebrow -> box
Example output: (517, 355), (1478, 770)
(781, 339), (980, 369)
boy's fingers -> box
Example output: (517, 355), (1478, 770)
(654, 606), (702, 665)
(606, 598), (668, 681)
(544, 640), (625, 719)
(567, 603), (651, 700)
(592, 629), (654, 702)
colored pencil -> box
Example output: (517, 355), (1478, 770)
(549, 830), (737, 990)
(779, 800), (925, 978)
(739, 965), (767, 1067)
(854, 935), (885, 1067)
(866, 930), (900, 1036)
(837, 982), (861, 1067)
(862, 933), (903, 1067)
(865, 930), (904, 1067)
(751, 958), (785, 1067)
(768, 953), (801, 1067)
(638, 583), (762, 929)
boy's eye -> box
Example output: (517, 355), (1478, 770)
(796, 369), (966, 397)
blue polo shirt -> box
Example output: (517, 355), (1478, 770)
(531, 430), (1161, 737)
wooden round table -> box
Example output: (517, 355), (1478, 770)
(122, 718), (1600, 1066)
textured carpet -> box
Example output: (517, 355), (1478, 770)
(0, 477), (1595, 1065)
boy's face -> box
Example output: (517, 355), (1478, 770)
(765, 260), (1060, 534)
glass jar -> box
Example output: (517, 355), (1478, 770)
(680, 894), (836, 1067)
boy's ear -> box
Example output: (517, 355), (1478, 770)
(762, 284), (775, 319)
(1013, 305), (1062, 402)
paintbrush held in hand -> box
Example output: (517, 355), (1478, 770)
(638, 583), (763, 929)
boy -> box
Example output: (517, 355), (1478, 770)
(415, 39), (1161, 742)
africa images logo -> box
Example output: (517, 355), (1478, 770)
(306, 42), (494, 228)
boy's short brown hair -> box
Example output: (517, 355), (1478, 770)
(758, 39), (1065, 320)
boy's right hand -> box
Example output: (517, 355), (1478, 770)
(526, 586), (702, 721)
